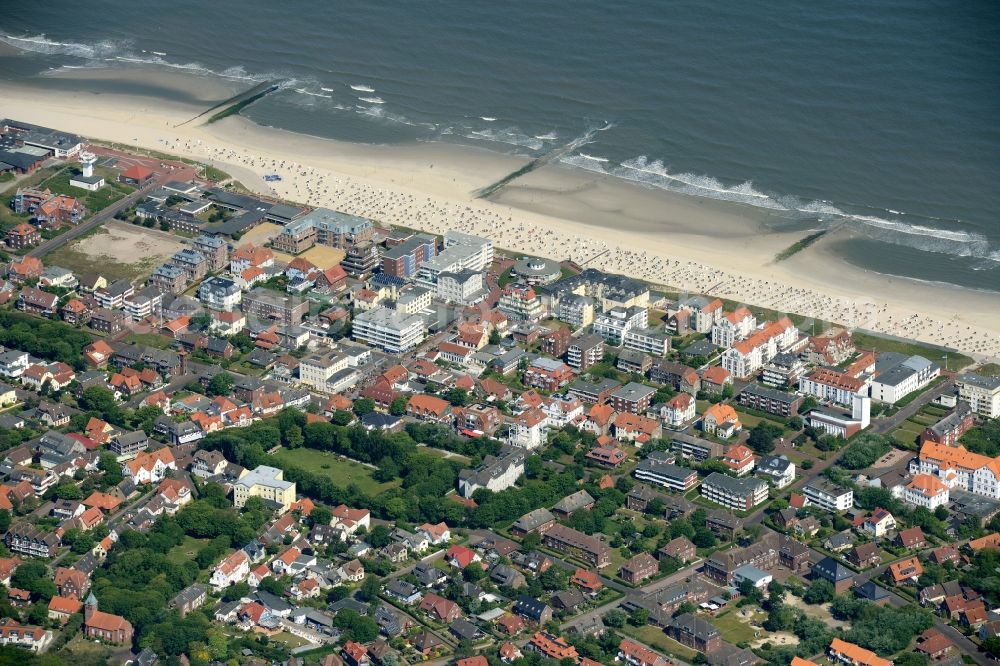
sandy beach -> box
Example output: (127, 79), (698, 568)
(2, 74), (998, 361)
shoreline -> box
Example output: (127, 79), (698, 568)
(1, 77), (998, 361)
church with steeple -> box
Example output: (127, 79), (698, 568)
(83, 592), (134, 644)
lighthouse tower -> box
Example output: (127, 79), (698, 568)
(79, 151), (97, 178)
(70, 150), (105, 191)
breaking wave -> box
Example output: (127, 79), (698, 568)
(465, 127), (545, 151)
(2, 31), (277, 83)
(560, 153), (1000, 263)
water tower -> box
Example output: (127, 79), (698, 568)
(79, 151), (97, 178)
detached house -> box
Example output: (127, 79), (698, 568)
(210, 550), (250, 590)
(122, 447), (176, 484)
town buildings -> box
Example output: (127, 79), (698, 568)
(233, 466), (296, 512)
(956, 373), (1000, 419)
(243, 288), (310, 325)
(458, 449), (526, 498)
(869, 354), (940, 404)
(803, 478), (854, 512)
(700, 473), (768, 511)
(542, 524), (610, 568)
(634, 453), (698, 492)
(352, 307), (427, 353)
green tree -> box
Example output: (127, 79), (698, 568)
(803, 579), (835, 604)
(629, 608), (650, 626)
(445, 388), (469, 407)
(207, 371), (236, 397)
(389, 395), (408, 416)
(189, 311), (212, 331)
(353, 398), (376, 416)
(367, 524), (392, 548)
(673, 601), (695, 618)
(99, 453), (123, 485)
(223, 582), (251, 602)
(258, 576), (285, 596)
(309, 506), (332, 527)
(80, 386), (124, 424)
(747, 422), (783, 454)
(358, 575), (381, 602)
(284, 425), (304, 449)
(463, 563), (486, 582)
(603, 609), (626, 628)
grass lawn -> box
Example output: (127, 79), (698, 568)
(920, 405), (949, 418)
(852, 332), (972, 371)
(621, 624), (698, 661)
(60, 635), (114, 662)
(272, 448), (400, 494)
(794, 439), (830, 461)
(896, 420), (926, 434)
(227, 360), (267, 377)
(605, 546), (632, 577)
(123, 332), (175, 350)
(417, 445), (471, 466)
(908, 413), (937, 426)
(977, 363), (1000, 377)
(29, 165), (136, 221)
(891, 430), (919, 447)
(166, 535), (211, 565)
(734, 410), (792, 435)
(711, 607), (765, 644)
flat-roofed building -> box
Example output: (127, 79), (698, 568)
(870, 354), (940, 405)
(593, 305), (648, 346)
(352, 306), (427, 353)
(567, 334), (605, 370)
(956, 373), (1000, 419)
(803, 478), (853, 512)
(415, 230), (493, 287)
(623, 327), (671, 356)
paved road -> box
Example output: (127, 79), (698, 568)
(27, 177), (161, 259)
(560, 558), (706, 632)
